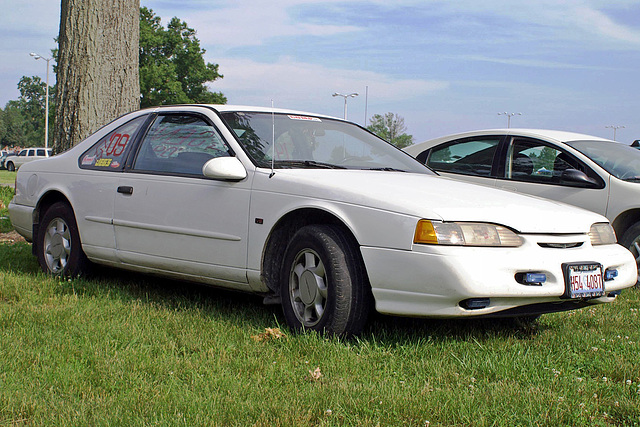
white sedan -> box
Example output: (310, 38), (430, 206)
(405, 129), (640, 284)
(9, 107), (636, 336)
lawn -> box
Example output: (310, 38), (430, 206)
(0, 186), (638, 425)
(0, 170), (16, 186)
(0, 185), (14, 233)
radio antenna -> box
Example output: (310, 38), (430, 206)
(269, 99), (276, 178)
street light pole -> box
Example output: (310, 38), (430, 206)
(30, 52), (52, 149)
(332, 92), (358, 120)
(497, 112), (522, 128)
(605, 125), (625, 141)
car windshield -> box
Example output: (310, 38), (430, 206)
(565, 140), (640, 182)
(220, 111), (431, 173)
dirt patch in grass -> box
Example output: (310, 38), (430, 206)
(0, 231), (26, 244)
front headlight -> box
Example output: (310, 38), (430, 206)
(589, 223), (617, 246)
(414, 220), (523, 247)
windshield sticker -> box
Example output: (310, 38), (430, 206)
(81, 155), (95, 165)
(95, 158), (112, 167)
(288, 115), (321, 122)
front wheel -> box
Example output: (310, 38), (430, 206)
(280, 225), (372, 336)
(620, 222), (640, 287)
(36, 202), (89, 277)
(6, 162), (15, 172)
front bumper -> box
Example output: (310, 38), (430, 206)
(361, 233), (636, 318)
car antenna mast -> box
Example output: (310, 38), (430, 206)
(270, 99), (276, 178)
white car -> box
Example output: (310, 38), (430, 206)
(9, 108), (636, 336)
(6, 147), (52, 171)
(405, 129), (640, 284)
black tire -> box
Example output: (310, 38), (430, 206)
(36, 202), (89, 277)
(620, 222), (640, 287)
(280, 224), (372, 336)
(6, 162), (15, 172)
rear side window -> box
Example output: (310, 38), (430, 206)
(36, 149), (46, 156)
(132, 114), (230, 176)
(80, 115), (147, 170)
(427, 138), (500, 177)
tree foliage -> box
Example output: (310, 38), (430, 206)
(367, 112), (414, 149)
(140, 7), (226, 108)
(0, 76), (54, 148)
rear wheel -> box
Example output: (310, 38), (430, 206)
(6, 161), (15, 172)
(621, 222), (640, 287)
(36, 202), (89, 277)
(280, 224), (372, 336)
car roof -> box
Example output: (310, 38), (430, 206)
(406, 128), (614, 154)
(143, 104), (343, 121)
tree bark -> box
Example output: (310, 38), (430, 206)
(55, 0), (140, 152)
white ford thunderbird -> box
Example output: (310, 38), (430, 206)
(9, 105), (636, 335)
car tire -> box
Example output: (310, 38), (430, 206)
(620, 222), (640, 287)
(280, 224), (372, 336)
(6, 162), (15, 172)
(36, 202), (89, 277)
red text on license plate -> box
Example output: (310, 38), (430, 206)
(568, 265), (603, 298)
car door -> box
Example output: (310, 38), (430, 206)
(113, 111), (252, 288)
(75, 114), (150, 261)
(420, 136), (502, 187)
(14, 149), (29, 168)
(496, 137), (608, 216)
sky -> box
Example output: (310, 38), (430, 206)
(1, 0), (640, 143)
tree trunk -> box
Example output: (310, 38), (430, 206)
(55, 0), (140, 152)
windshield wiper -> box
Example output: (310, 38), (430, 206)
(273, 160), (346, 169)
(365, 167), (407, 172)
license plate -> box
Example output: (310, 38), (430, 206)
(563, 263), (604, 298)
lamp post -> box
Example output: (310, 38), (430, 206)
(605, 125), (625, 141)
(30, 52), (52, 149)
(498, 112), (522, 128)
(332, 92), (358, 120)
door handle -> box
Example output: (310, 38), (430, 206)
(117, 186), (134, 195)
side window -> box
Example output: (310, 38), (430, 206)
(18, 150), (27, 157)
(28, 150), (36, 157)
(506, 139), (595, 185)
(133, 114), (230, 176)
(426, 138), (500, 177)
(36, 149), (45, 156)
(80, 116), (147, 170)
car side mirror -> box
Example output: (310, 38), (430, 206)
(561, 168), (598, 187)
(202, 156), (247, 181)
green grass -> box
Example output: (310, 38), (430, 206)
(0, 170), (16, 186)
(0, 186), (14, 233)
(0, 242), (639, 426)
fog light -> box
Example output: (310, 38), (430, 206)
(604, 268), (618, 281)
(516, 272), (546, 285)
(525, 273), (546, 284)
(460, 298), (490, 310)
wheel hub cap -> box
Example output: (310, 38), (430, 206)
(299, 270), (319, 305)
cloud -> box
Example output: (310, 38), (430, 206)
(208, 56), (449, 111)
(455, 55), (620, 71)
(149, 0), (362, 48)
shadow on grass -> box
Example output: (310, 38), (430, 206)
(0, 242), (544, 343)
(363, 311), (545, 344)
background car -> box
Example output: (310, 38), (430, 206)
(9, 111), (636, 336)
(0, 152), (16, 169)
(405, 129), (640, 284)
(5, 147), (52, 171)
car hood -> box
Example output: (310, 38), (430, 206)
(258, 169), (604, 234)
